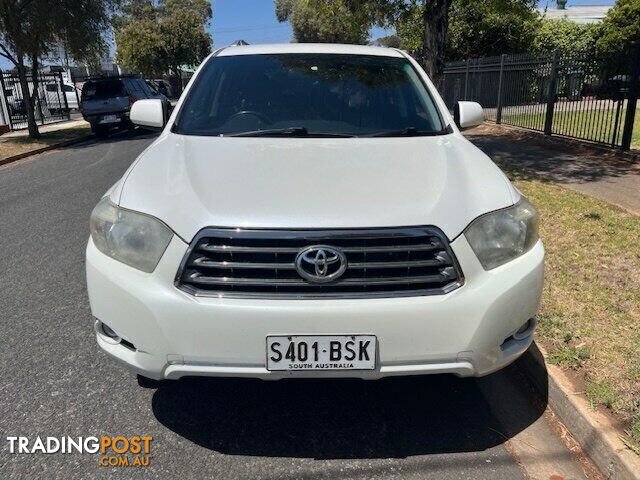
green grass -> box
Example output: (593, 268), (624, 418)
(496, 160), (640, 450)
(630, 419), (640, 448)
(0, 124), (91, 160)
(501, 107), (640, 149)
(586, 378), (616, 409)
(547, 345), (591, 368)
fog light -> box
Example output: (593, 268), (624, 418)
(100, 322), (120, 341)
(513, 319), (534, 340)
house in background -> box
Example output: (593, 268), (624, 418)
(537, 1), (612, 24)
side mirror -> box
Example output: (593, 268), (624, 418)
(130, 99), (166, 130)
(454, 101), (484, 130)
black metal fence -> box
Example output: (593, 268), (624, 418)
(0, 71), (70, 130)
(442, 46), (640, 150)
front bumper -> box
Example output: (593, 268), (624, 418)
(86, 234), (544, 380)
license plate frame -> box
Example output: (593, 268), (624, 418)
(100, 115), (120, 124)
(266, 335), (377, 371)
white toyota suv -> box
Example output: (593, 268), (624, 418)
(86, 43), (544, 383)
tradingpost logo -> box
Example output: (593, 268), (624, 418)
(6, 435), (153, 467)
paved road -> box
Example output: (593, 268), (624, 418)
(0, 131), (595, 479)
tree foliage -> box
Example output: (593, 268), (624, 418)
(373, 34), (401, 48)
(274, 0), (375, 44)
(115, 0), (212, 85)
(0, 0), (112, 138)
(596, 0), (640, 61)
(448, 0), (539, 60)
(533, 18), (600, 58)
(392, 0), (539, 61)
(273, 0), (640, 88)
(274, 0), (454, 87)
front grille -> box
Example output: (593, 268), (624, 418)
(176, 228), (463, 299)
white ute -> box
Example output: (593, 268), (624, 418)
(86, 43), (544, 382)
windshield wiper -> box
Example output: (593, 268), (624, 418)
(229, 127), (354, 138)
(366, 126), (452, 137)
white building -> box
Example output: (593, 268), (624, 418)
(537, 3), (612, 24)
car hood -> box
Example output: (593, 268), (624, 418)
(117, 132), (517, 241)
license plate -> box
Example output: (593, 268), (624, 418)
(100, 115), (119, 124)
(266, 335), (376, 371)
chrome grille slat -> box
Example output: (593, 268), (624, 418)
(188, 271), (456, 287)
(342, 244), (442, 253)
(199, 245), (301, 253)
(192, 258), (449, 270)
(191, 257), (295, 269)
(176, 228), (464, 299)
(349, 257), (449, 269)
(198, 243), (443, 253)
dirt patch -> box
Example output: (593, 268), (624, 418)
(0, 125), (91, 160)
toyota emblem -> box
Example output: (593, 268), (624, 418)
(295, 245), (347, 283)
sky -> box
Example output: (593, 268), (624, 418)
(0, 0), (617, 70)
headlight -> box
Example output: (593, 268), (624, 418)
(464, 197), (539, 270)
(90, 197), (173, 273)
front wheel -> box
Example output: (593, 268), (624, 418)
(136, 374), (164, 389)
(91, 124), (109, 137)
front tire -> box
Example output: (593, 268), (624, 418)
(136, 374), (163, 389)
(91, 124), (109, 137)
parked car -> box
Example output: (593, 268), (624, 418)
(86, 44), (544, 384)
(64, 83), (81, 110)
(41, 82), (80, 113)
(80, 76), (170, 136)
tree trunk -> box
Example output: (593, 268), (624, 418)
(420, 0), (453, 91)
(29, 56), (44, 121)
(15, 61), (40, 139)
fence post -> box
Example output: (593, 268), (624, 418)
(621, 42), (640, 151)
(464, 58), (470, 100)
(496, 54), (507, 124)
(59, 72), (69, 119)
(544, 50), (559, 136)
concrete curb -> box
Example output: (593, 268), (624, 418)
(521, 342), (640, 479)
(0, 134), (94, 168)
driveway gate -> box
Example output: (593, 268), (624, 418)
(0, 71), (70, 130)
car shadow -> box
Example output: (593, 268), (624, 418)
(65, 126), (159, 151)
(468, 133), (640, 184)
(151, 348), (549, 459)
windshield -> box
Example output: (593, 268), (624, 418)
(81, 80), (125, 101)
(174, 53), (447, 137)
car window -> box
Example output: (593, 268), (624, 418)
(129, 79), (145, 94)
(174, 53), (446, 137)
(82, 80), (125, 100)
(143, 81), (157, 95)
(140, 80), (153, 96)
(45, 84), (58, 92)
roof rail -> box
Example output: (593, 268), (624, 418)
(230, 40), (249, 46)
